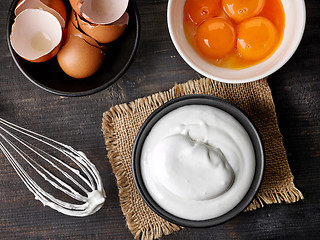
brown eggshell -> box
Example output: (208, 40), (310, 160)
(63, 10), (107, 50)
(15, 0), (67, 28)
(41, 0), (67, 24)
(76, 12), (129, 44)
(57, 35), (105, 79)
(31, 42), (61, 62)
(69, 0), (128, 25)
(69, 0), (82, 16)
(10, 8), (62, 62)
(70, 9), (79, 29)
(61, 10), (80, 44)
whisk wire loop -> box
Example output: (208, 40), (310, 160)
(0, 118), (106, 217)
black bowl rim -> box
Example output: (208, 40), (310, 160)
(6, 0), (141, 97)
(132, 94), (265, 228)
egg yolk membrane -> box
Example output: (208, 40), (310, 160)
(237, 17), (277, 61)
(196, 18), (236, 59)
(184, 0), (221, 25)
(222, 0), (265, 22)
(183, 0), (284, 69)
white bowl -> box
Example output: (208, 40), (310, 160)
(167, 0), (306, 83)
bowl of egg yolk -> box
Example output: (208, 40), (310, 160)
(167, 0), (306, 83)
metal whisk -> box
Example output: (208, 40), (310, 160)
(0, 117), (105, 217)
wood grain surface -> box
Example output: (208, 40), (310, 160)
(0, 0), (319, 239)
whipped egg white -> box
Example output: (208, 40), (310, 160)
(141, 105), (255, 220)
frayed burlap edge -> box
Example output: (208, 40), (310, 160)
(102, 78), (304, 240)
(245, 185), (304, 211)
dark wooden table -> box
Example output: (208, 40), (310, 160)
(1, 0), (319, 239)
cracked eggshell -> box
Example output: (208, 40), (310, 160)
(10, 8), (62, 62)
(57, 35), (106, 79)
(77, 12), (129, 44)
(15, 0), (67, 28)
(63, 10), (107, 50)
(70, 0), (129, 24)
(57, 11), (106, 78)
(69, 0), (81, 15)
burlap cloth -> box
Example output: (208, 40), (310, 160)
(102, 78), (304, 240)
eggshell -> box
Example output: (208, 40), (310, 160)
(63, 10), (107, 50)
(77, 12), (129, 44)
(41, 0), (67, 24)
(61, 10), (81, 44)
(69, 0), (81, 16)
(69, 0), (129, 24)
(57, 35), (105, 78)
(57, 11), (106, 78)
(15, 0), (67, 28)
(10, 9), (62, 62)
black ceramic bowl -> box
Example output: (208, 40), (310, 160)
(132, 94), (264, 228)
(6, 0), (140, 97)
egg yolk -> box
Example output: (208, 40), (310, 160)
(196, 18), (236, 59)
(184, 0), (221, 25)
(222, 0), (265, 22)
(237, 17), (277, 61)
